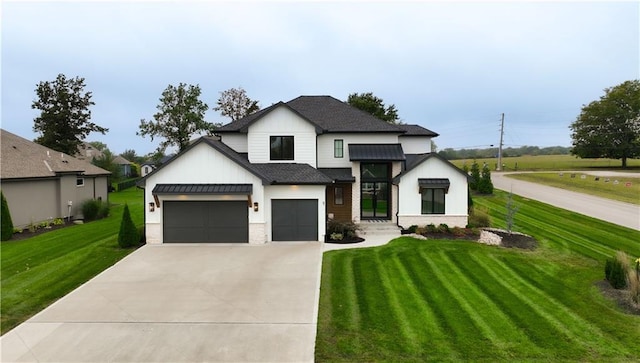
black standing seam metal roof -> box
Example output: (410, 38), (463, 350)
(348, 144), (406, 161)
(418, 179), (451, 188)
(152, 184), (253, 195)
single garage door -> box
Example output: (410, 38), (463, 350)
(164, 201), (248, 243)
(272, 199), (318, 241)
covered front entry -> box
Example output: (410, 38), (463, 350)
(163, 201), (248, 243)
(360, 163), (391, 219)
(272, 199), (318, 241)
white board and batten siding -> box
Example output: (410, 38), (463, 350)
(144, 142), (266, 244)
(316, 133), (401, 168)
(397, 156), (468, 228)
(247, 106), (317, 167)
(264, 185), (326, 242)
(399, 136), (432, 154)
(219, 133), (248, 153)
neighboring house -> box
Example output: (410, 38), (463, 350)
(138, 96), (468, 244)
(113, 155), (133, 177)
(140, 162), (156, 177)
(0, 129), (111, 228)
(75, 142), (104, 161)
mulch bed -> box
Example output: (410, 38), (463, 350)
(7, 220), (77, 242)
(325, 237), (366, 244)
(595, 280), (640, 316)
(489, 229), (538, 250)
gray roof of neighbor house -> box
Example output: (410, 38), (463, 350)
(0, 129), (111, 180)
(138, 136), (333, 187)
(215, 95), (407, 134)
(113, 155), (132, 165)
(396, 124), (439, 137)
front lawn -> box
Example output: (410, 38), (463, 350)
(0, 188), (144, 334)
(316, 191), (640, 361)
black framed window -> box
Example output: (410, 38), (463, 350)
(270, 136), (294, 160)
(334, 139), (344, 158)
(421, 188), (445, 214)
(334, 187), (344, 205)
(76, 178), (85, 187)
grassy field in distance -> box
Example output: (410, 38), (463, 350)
(450, 154), (640, 171)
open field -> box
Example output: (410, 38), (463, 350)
(0, 188), (144, 334)
(507, 172), (640, 205)
(316, 191), (640, 361)
(451, 154), (640, 171)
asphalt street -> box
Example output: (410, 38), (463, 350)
(491, 172), (639, 231)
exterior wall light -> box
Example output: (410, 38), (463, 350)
(253, 202), (259, 212)
(149, 202), (155, 212)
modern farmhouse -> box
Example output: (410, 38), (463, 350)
(139, 96), (469, 244)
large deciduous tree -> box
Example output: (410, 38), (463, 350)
(570, 80), (640, 168)
(214, 87), (260, 121)
(32, 74), (107, 155)
(138, 83), (212, 152)
(347, 92), (400, 124)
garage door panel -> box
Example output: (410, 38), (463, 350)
(164, 201), (248, 243)
(272, 200), (318, 241)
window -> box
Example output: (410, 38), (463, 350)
(421, 188), (445, 214)
(334, 139), (344, 158)
(270, 136), (294, 160)
(334, 187), (344, 205)
(76, 178), (85, 187)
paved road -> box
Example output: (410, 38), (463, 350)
(1, 243), (323, 362)
(492, 172), (640, 231)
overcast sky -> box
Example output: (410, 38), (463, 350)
(2, 1), (638, 156)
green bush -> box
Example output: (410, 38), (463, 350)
(438, 223), (450, 233)
(425, 224), (438, 233)
(118, 204), (138, 248)
(605, 251), (630, 289)
(407, 225), (418, 233)
(81, 199), (110, 222)
(1, 192), (14, 241)
(477, 163), (494, 194)
(468, 207), (491, 228)
(327, 220), (358, 239)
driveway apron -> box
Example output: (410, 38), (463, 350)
(1, 242), (323, 362)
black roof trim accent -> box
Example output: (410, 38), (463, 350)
(348, 144), (406, 161)
(318, 168), (355, 182)
(152, 184), (253, 195)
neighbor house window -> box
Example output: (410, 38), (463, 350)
(334, 139), (344, 158)
(334, 187), (344, 205)
(76, 178), (85, 187)
(270, 136), (294, 160)
(421, 188), (445, 214)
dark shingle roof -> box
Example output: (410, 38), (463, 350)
(396, 124), (439, 137)
(348, 144), (406, 161)
(252, 163), (333, 185)
(215, 96), (405, 134)
(318, 168), (355, 182)
(393, 153), (471, 183)
(1, 129), (110, 179)
(152, 184), (252, 194)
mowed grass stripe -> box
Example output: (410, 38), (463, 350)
(486, 254), (630, 356)
(386, 252), (455, 357)
(433, 250), (538, 353)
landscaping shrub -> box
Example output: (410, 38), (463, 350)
(468, 207), (491, 228)
(425, 224), (438, 233)
(605, 251), (630, 289)
(469, 161), (480, 191)
(407, 225), (418, 234)
(327, 220), (358, 239)
(438, 223), (450, 233)
(118, 204), (138, 248)
(1, 191), (14, 241)
(81, 199), (110, 222)
(477, 163), (494, 194)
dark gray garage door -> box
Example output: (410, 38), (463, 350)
(164, 201), (248, 243)
(272, 199), (318, 241)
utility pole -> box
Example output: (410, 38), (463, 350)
(497, 113), (505, 171)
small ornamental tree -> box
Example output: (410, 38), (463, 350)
(469, 160), (480, 191)
(1, 192), (14, 241)
(118, 204), (138, 248)
(478, 163), (494, 194)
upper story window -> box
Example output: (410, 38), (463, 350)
(270, 136), (294, 160)
(334, 139), (344, 158)
(76, 178), (85, 187)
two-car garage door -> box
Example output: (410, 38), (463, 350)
(163, 201), (248, 243)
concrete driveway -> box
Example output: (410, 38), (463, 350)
(492, 172), (640, 230)
(1, 242), (323, 362)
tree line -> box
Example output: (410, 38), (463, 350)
(438, 145), (571, 160)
